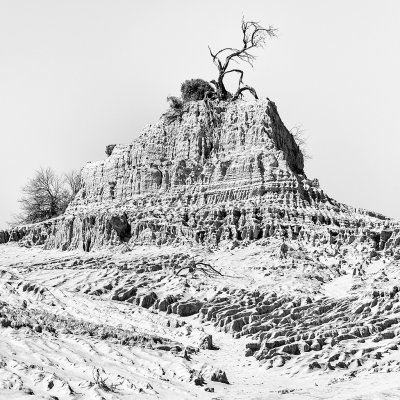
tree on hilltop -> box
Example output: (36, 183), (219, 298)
(208, 18), (277, 101)
(181, 79), (215, 102)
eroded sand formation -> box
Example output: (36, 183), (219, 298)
(1, 98), (400, 399)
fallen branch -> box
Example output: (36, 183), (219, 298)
(175, 260), (223, 277)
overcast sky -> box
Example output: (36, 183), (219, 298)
(1, 0), (399, 228)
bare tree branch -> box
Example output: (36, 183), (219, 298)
(232, 85), (259, 101)
(65, 170), (82, 196)
(290, 125), (311, 160)
(208, 17), (276, 101)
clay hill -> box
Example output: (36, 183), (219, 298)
(1, 98), (400, 399)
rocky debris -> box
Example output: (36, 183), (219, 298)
(198, 282), (400, 372)
(18, 281), (47, 296)
(153, 295), (204, 317)
(193, 374), (205, 386)
(176, 299), (204, 317)
(112, 286), (137, 302)
(154, 295), (179, 312)
(2, 234), (399, 377)
(21, 387), (34, 395)
(136, 291), (157, 308)
(210, 369), (229, 384)
(0, 300), (178, 350)
(199, 334), (213, 350)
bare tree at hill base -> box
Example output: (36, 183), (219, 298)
(208, 18), (277, 101)
(13, 167), (82, 225)
(15, 167), (69, 224)
(65, 169), (82, 196)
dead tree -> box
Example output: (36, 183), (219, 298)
(208, 18), (276, 101)
(13, 167), (80, 225)
(175, 259), (223, 278)
(64, 169), (82, 197)
(15, 167), (70, 224)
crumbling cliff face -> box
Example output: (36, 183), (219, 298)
(1, 98), (399, 252)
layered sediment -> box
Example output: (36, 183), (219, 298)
(1, 98), (399, 254)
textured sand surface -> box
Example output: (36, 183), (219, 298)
(1, 241), (400, 399)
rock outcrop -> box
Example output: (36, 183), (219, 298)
(2, 97), (400, 398)
(1, 98), (399, 255)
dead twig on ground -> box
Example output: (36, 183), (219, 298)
(175, 259), (223, 277)
(92, 367), (120, 393)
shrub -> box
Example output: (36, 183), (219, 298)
(105, 144), (116, 156)
(165, 96), (184, 123)
(180, 79), (214, 101)
(167, 96), (183, 110)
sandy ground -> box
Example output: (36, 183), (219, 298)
(0, 241), (400, 399)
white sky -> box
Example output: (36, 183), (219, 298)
(1, 0), (399, 227)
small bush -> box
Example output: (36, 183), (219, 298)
(167, 96), (183, 110)
(180, 79), (214, 101)
(165, 96), (184, 123)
